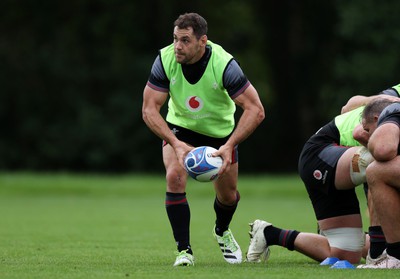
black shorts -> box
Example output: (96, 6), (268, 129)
(298, 133), (360, 220)
(163, 123), (238, 163)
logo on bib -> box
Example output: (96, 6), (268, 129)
(186, 96), (203, 112)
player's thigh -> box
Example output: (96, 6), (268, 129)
(163, 144), (178, 169)
(335, 147), (359, 190)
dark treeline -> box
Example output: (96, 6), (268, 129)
(1, 0), (400, 173)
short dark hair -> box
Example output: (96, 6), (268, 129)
(362, 98), (395, 123)
(174, 13), (208, 39)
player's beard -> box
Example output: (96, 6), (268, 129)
(175, 49), (198, 65)
(175, 52), (189, 64)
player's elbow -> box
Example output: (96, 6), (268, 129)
(142, 108), (147, 122)
(256, 106), (265, 124)
(341, 95), (365, 114)
(370, 144), (398, 162)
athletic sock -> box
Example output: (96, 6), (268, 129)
(214, 191), (240, 236)
(386, 242), (400, 260)
(264, 225), (300, 251)
(165, 192), (192, 254)
(369, 226), (386, 258)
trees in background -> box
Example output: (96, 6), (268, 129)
(1, 0), (399, 172)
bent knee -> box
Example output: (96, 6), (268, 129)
(366, 162), (384, 187)
(320, 227), (365, 252)
(166, 168), (187, 191)
(320, 227), (365, 264)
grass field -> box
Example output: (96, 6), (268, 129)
(0, 172), (397, 278)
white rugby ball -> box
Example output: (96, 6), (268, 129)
(184, 146), (223, 182)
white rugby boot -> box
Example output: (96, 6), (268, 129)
(357, 250), (400, 269)
(246, 219), (272, 263)
(213, 226), (242, 264)
(365, 249), (387, 265)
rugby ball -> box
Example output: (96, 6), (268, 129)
(184, 146), (223, 182)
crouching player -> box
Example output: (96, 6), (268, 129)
(246, 86), (400, 265)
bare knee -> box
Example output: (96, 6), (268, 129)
(320, 227), (365, 264)
(166, 168), (187, 192)
(330, 248), (362, 264)
(366, 163), (381, 189)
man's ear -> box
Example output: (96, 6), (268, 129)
(200, 35), (208, 47)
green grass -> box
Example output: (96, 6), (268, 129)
(0, 172), (397, 278)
